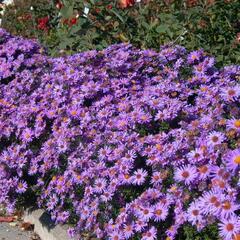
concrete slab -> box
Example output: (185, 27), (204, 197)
(0, 222), (32, 240)
(24, 208), (78, 240)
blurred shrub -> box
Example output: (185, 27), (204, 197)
(1, 0), (240, 65)
(1, 0), (56, 38)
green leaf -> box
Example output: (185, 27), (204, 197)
(167, 29), (174, 38)
(141, 21), (150, 30)
(105, 16), (112, 21)
(61, 5), (73, 18)
(110, 9), (125, 23)
(70, 24), (82, 35)
(156, 25), (167, 33)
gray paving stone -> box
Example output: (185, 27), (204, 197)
(0, 222), (32, 240)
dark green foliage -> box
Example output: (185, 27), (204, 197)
(177, 223), (220, 240)
(2, 0), (239, 66)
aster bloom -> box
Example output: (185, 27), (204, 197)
(187, 148), (204, 163)
(67, 228), (76, 238)
(137, 206), (154, 221)
(220, 199), (240, 219)
(225, 149), (240, 171)
(218, 215), (240, 240)
(141, 227), (157, 240)
(135, 219), (148, 232)
(150, 171), (162, 186)
(220, 85), (240, 102)
(197, 165), (211, 180)
(109, 231), (124, 240)
(94, 178), (107, 193)
(21, 128), (33, 143)
(227, 118), (240, 132)
(199, 189), (224, 216)
(56, 211), (70, 224)
(153, 202), (168, 222)
(174, 165), (198, 185)
(46, 194), (58, 210)
(120, 173), (133, 184)
(187, 202), (203, 225)
(101, 191), (113, 202)
(16, 181), (27, 194)
(187, 50), (203, 64)
(207, 131), (225, 146)
(132, 169), (148, 185)
(123, 223), (134, 239)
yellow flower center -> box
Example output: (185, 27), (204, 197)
(228, 89), (236, 96)
(234, 120), (240, 128)
(234, 155), (240, 164)
(156, 144), (163, 151)
(198, 165), (208, 174)
(181, 171), (189, 178)
(71, 110), (77, 116)
(233, 234), (240, 240)
(226, 223), (234, 231)
(192, 210), (199, 216)
(155, 209), (162, 215)
(143, 209), (149, 215)
(25, 133), (31, 139)
(211, 136), (219, 142)
(222, 200), (231, 210)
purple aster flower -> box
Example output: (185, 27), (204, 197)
(174, 165), (198, 185)
(227, 118), (240, 132)
(207, 131), (225, 146)
(220, 85), (240, 102)
(197, 164), (211, 180)
(94, 178), (107, 193)
(132, 169), (148, 185)
(21, 128), (33, 143)
(224, 149), (240, 171)
(101, 191), (113, 202)
(56, 211), (70, 224)
(47, 194), (58, 210)
(153, 202), (168, 222)
(135, 219), (148, 232)
(67, 227), (76, 238)
(150, 171), (162, 186)
(199, 189), (224, 216)
(220, 199), (240, 219)
(187, 202), (203, 225)
(109, 231), (124, 240)
(16, 181), (27, 194)
(187, 50), (203, 64)
(137, 206), (154, 222)
(123, 223), (134, 239)
(141, 226), (157, 240)
(187, 148), (204, 163)
(218, 215), (240, 240)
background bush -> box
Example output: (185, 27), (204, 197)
(1, 0), (56, 38)
(1, 0), (240, 66)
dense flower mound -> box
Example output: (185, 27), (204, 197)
(0, 29), (240, 240)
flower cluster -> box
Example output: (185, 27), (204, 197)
(0, 29), (240, 240)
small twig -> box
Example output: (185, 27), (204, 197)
(170, 29), (188, 46)
(30, 6), (39, 40)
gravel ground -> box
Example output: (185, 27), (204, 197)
(0, 222), (40, 240)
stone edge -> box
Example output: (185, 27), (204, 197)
(23, 208), (77, 240)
